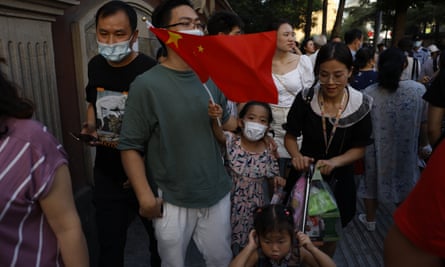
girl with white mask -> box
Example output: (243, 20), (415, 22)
(208, 100), (286, 256)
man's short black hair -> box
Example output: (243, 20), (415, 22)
(344, 28), (363, 45)
(151, 0), (194, 57)
(151, 0), (193, 28)
(207, 10), (244, 35)
(397, 37), (413, 53)
(95, 0), (137, 32)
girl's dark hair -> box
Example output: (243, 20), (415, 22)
(95, 0), (138, 32)
(314, 42), (353, 77)
(238, 101), (273, 123)
(0, 59), (34, 137)
(352, 47), (374, 76)
(377, 47), (406, 92)
(300, 38), (313, 55)
(254, 204), (295, 245)
(266, 19), (293, 32)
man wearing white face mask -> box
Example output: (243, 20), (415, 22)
(80, 1), (159, 266)
(118, 0), (236, 266)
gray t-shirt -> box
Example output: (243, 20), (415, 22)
(118, 64), (232, 208)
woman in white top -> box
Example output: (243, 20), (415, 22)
(269, 19), (315, 177)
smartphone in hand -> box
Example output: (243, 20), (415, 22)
(69, 132), (98, 142)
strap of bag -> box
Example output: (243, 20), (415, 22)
(303, 84), (316, 104)
(329, 128), (347, 191)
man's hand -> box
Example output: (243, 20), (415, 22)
(80, 122), (99, 146)
(139, 197), (164, 219)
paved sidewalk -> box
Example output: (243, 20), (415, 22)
(124, 201), (396, 267)
(124, 218), (204, 267)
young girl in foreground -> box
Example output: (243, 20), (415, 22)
(209, 101), (286, 255)
(229, 204), (336, 267)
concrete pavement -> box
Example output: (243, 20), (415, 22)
(124, 200), (395, 266)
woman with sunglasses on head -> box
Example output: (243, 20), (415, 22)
(283, 42), (373, 256)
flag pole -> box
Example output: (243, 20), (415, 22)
(202, 83), (222, 127)
(142, 16), (152, 28)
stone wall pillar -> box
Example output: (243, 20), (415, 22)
(0, 0), (80, 141)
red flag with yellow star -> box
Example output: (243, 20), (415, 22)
(150, 27), (278, 104)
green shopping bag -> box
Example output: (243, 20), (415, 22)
(305, 169), (341, 242)
(308, 169), (338, 216)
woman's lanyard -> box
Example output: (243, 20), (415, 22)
(319, 89), (347, 155)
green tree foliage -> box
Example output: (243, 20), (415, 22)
(374, 0), (444, 45)
(342, 0), (380, 43)
(405, 1), (445, 38)
(343, 1), (376, 30)
(343, 0), (445, 46)
(229, 0), (322, 33)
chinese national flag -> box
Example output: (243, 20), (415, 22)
(150, 27), (278, 104)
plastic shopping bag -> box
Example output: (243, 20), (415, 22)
(308, 169), (338, 216)
(306, 169), (340, 242)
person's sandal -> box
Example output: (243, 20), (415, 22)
(358, 213), (376, 232)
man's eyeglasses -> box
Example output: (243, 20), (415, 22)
(163, 21), (205, 31)
(318, 71), (348, 85)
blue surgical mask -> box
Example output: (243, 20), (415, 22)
(97, 36), (133, 62)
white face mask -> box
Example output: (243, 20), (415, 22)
(97, 36), (133, 62)
(243, 121), (268, 141)
(178, 29), (204, 36)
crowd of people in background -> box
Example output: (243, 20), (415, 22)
(1, 0), (444, 266)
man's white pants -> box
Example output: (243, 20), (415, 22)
(153, 193), (232, 267)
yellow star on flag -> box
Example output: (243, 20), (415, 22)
(166, 31), (182, 48)
(197, 45), (204, 53)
